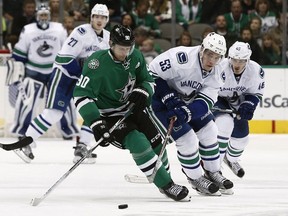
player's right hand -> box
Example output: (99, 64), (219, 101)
(91, 120), (114, 147)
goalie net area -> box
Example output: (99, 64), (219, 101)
(0, 50), (79, 138)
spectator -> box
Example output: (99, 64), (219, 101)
(241, 0), (256, 15)
(249, 0), (278, 33)
(249, 16), (263, 47)
(121, 13), (136, 30)
(134, 26), (149, 49)
(140, 38), (159, 64)
(175, 0), (202, 28)
(134, 27), (162, 53)
(121, 0), (138, 14)
(177, 30), (192, 46)
(64, 0), (89, 22)
(63, 16), (75, 35)
(49, 0), (69, 23)
(268, 12), (288, 50)
(6, 0), (37, 48)
(214, 14), (238, 51)
(150, 0), (171, 23)
(239, 27), (264, 64)
(131, 0), (161, 37)
(261, 33), (281, 65)
(224, 0), (249, 38)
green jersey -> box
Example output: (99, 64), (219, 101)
(73, 48), (154, 126)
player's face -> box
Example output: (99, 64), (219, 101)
(201, 49), (222, 71)
(111, 44), (132, 61)
(91, 15), (107, 31)
(230, 58), (247, 74)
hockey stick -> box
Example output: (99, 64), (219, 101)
(124, 116), (176, 184)
(0, 137), (34, 151)
(211, 107), (241, 119)
(30, 104), (134, 206)
(211, 107), (238, 114)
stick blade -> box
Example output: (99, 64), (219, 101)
(30, 197), (42, 206)
(124, 174), (149, 184)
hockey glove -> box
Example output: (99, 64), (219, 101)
(91, 120), (114, 147)
(238, 101), (256, 120)
(128, 87), (149, 113)
(167, 106), (192, 127)
(161, 92), (186, 111)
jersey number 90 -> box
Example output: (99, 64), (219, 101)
(76, 74), (90, 88)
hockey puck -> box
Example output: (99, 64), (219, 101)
(118, 204), (128, 209)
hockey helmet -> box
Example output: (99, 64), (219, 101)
(91, 4), (109, 23)
(201, 32), (227, 57)
(36, 3), (50, 30)
(228, 41), (252, 60)
(110, 24), (135, 47)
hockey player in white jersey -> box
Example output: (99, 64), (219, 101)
(8, 3), (110, 163)
(214, 41), (265, 178)
(149, 32), (234, 196)
(9, 4), (78, 161)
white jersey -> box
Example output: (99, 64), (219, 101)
(218, 58), (265, 109)
(54, 23), (110, 78)
(13, 22), (67, 74)
(149, 46), (226, 105)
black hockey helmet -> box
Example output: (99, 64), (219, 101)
(110, 24), (135, 47)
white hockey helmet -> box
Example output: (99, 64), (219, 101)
(228, 41), (252, 60)
(91, 4), (109, 23)
(201, 32), (227, 57)
(36, 3), (50, 30)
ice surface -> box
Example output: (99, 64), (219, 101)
(0, 134), (288, 216)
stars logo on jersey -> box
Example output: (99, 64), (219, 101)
(176, 52), (188, 64)
(117, 74), (136, 102)
(88, 59), (99, 69)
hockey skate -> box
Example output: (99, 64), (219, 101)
(224, 156), (245, 178)
(14, 144), (34, 163)
(204, 170), (234, 195)
(188, 176), (221, 196)
(160, 181), (190, 201)
(73, 142), (97, 164)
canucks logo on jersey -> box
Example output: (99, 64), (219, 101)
(176, 52), (188, 64)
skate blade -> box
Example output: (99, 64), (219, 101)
(73, 156), (96, 164)
(195, 189), (221, 196)
(220, 188), (234, 195)
(14, 149), (32, 163)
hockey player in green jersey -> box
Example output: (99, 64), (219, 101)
(73, 24), (189, 201)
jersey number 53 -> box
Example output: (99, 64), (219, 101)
(159, 59), (171, 72)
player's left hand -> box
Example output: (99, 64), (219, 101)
(128, 87), (149, 113)
(238, 101), (255, 120)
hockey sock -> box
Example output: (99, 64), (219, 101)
(123, 130), (171, 188)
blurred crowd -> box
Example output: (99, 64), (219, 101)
(1, 0), (288, 65)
